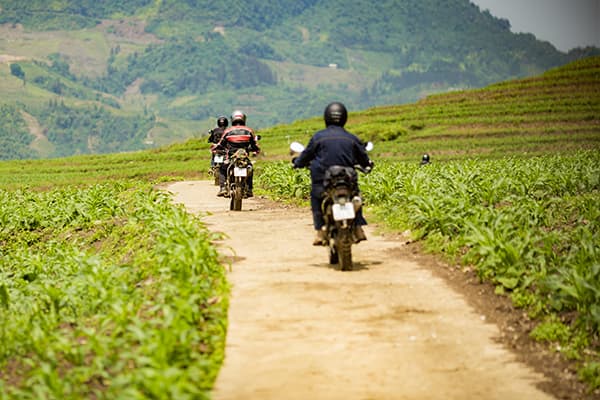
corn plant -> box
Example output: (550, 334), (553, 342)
(0, 183), (229, 399)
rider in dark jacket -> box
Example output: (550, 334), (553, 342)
(293, 102), (372, 245)
(214, 110), (260, 197)
(208, 116), (228, 167)
(208, 116), (228, 144)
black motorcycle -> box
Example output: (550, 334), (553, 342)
(210, 150), (225, 186)
(225, 148), (253, 211)
(290, 141), (373, 271)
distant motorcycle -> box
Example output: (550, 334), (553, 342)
(210, 150), (225, 186)
(225, 148), (253, 211)
(290, 141), (373, 271)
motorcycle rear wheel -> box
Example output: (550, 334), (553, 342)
(337, 228), (353, 271)
(231, 186), (243, 211)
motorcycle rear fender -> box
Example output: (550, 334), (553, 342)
(332, 192), (350, 204)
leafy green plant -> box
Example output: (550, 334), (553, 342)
(0, 183), (229, 398)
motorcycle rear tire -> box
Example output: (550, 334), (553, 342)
(231, 186), (243, 211)
(337, 228), (353, 271)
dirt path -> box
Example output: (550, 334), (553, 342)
(168, 180), (556, 400)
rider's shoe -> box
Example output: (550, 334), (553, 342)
(354, 225), (367, 243)
(217, 186), (227, 197)
(312, 229), (328, 246)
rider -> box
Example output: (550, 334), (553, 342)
(208, 115), (228, 144)
(420, 153), (431, 166)
(214, 110), (260, 197)
(292, 102), (373, 246)
(208, 116), (228, 167)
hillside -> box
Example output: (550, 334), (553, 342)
(0, 0), (597, 160)
(1, 55), (598, 189)
(260, 56), (600, 162)
(0, 55), (599, 398)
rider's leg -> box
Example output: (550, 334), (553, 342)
(310, 185), (327, 245)
(246, 175), (253, 197)
(353, 208), (367, 242)
(217, 163), (227, 196)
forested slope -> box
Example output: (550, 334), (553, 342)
(0, 0), (597, 159)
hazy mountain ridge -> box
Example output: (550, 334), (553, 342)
(0, 0), (597, 159)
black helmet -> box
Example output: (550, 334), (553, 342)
(217, 115), (228, 128)
(422, 154), (430, 162)
(231, 110), (246, 126)
(324, 102), (347, 127)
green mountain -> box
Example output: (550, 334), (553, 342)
(0, 0), (597, 159)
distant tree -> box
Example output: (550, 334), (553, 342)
(48, 53), (73, 78)
(10, 63), (25, 80)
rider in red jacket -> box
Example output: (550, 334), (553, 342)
(213, 110), (260, 197)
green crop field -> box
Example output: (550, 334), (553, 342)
(0, 183), (228, 398)
(1, 56), (599, 396)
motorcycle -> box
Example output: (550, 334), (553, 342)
(225, 148), (253, 211)
(210, 150), (226, 186)
(290, 141), (373, 271)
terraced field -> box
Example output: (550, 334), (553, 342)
(0, 56), (598, 397)
(259, 56), (599, 162)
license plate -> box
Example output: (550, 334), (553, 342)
(332, 203), (355, 221)
(214, 155), (224, 163)
(234, 167), (247, 177)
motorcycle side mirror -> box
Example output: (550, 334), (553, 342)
(365, 142), (374, 152)
(290, 141), (305, 153)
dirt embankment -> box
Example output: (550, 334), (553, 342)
(0, 54), (26, 64)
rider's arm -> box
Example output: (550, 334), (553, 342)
(213, 130), (229, 152)
(354, 140), (373, 170)
(293, 136), (317, 168)
(248, 129), (260, 153)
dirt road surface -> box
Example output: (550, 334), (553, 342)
(168, 180), (556, 400)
